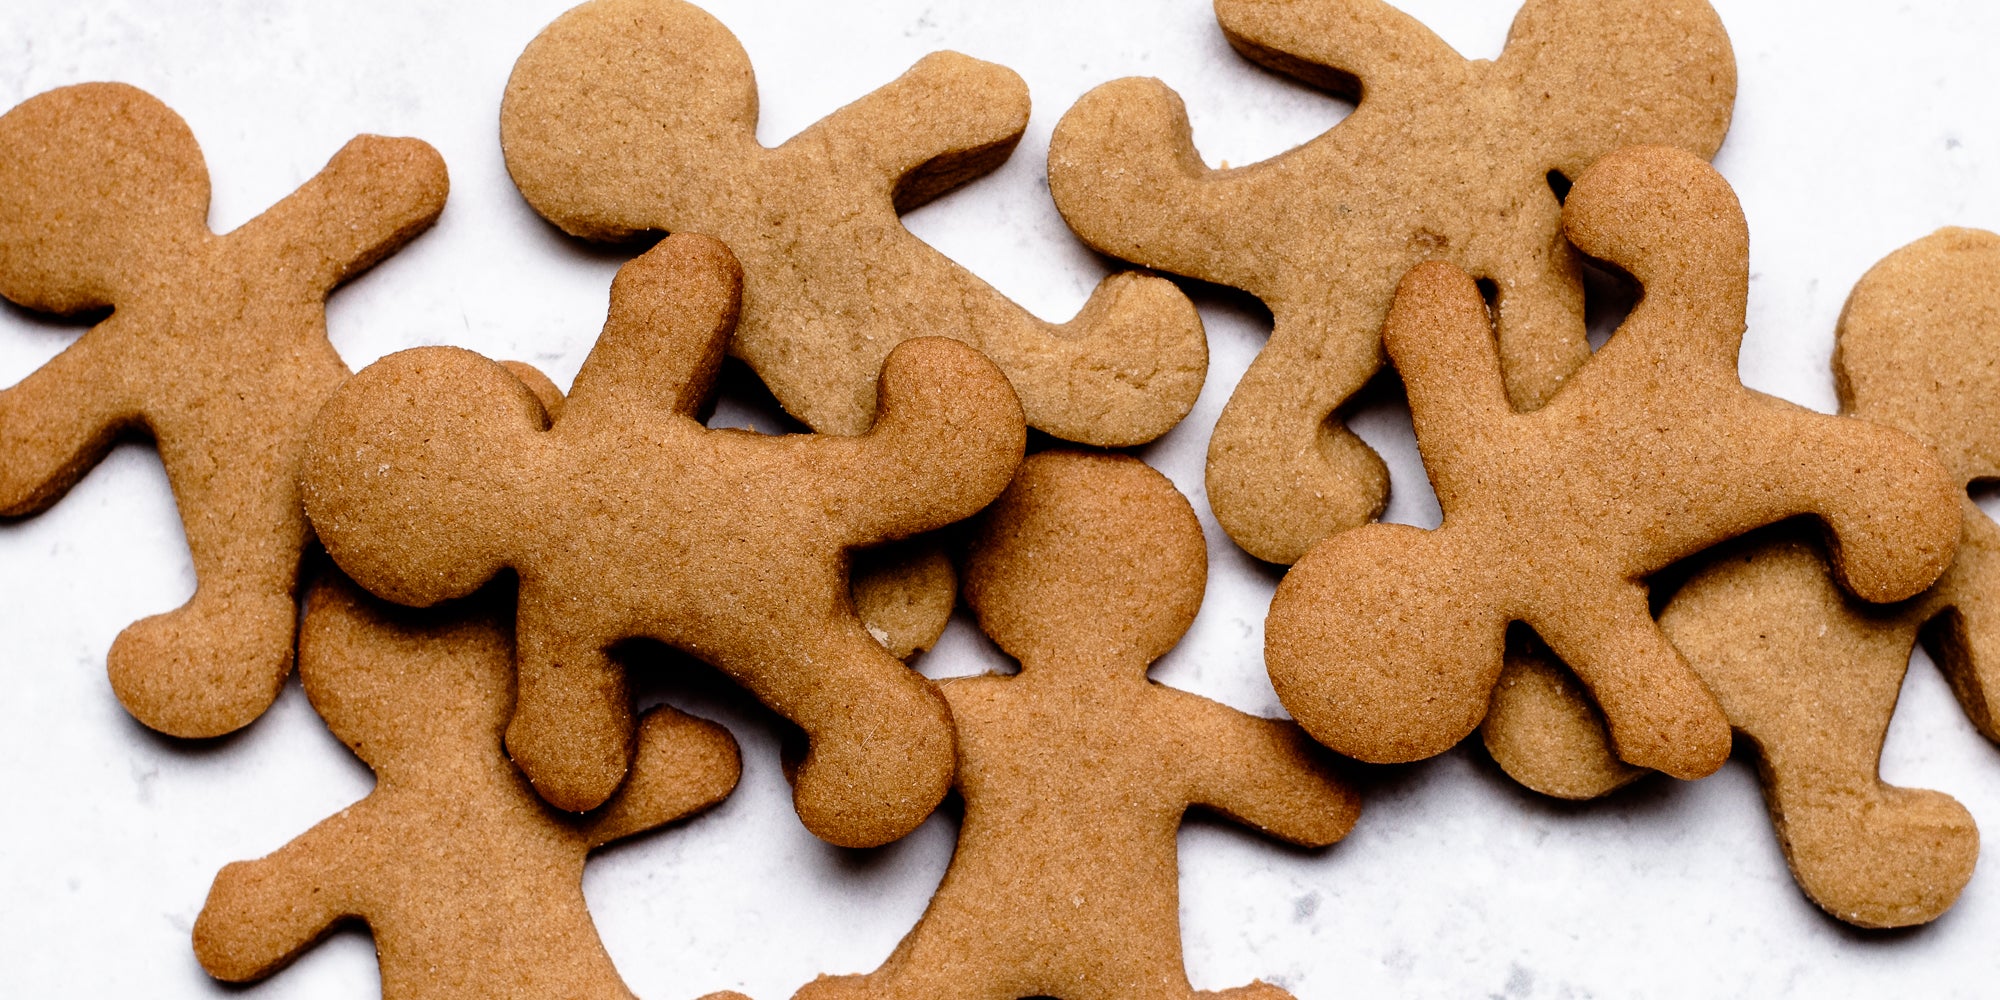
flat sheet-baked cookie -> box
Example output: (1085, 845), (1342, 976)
(302, 233), (1026, 848)
(501, 0), (1206, 449)
(194, 577), (742, 998)
(1483, 227), (2000, 927)
(0, 82), (446, 738)
(1048, 0), (1735, 563)
(794, 450), (1357, 1000)
(1264, 146), (1960, 783)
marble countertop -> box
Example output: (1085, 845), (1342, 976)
(2, 1), (1995, 997)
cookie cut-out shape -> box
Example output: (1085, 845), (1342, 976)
(795, 450), (1358, 1000)
(1048, 0), (1736, 563)
(0, 82), (446, 738)
(1483, 227), (2000, 926)
(1672, 536), (1975, 928)
(1483, 532), (1982, 929)
(1263, 145), (1961, 782)
(302, 233), (1027, 847)
(1841, 226), (2000, 736)
(194, 577), (743, 998)
(500, 0), (1206, 449)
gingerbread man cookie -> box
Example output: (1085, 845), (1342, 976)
(194, 577), (744, 999)
(795, 450), (1357, 1000)
(302, 233), (1027, 847)
(1263, 145), (1960, 783)
(0, 82), (446, 738)
(500, 0), (1206, 449)
(1048, 0), (1736, 563)
(1840, 226), (2000, 738)
(1484, 227), (2000, 927)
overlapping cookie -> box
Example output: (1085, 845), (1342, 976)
(0, 82), (446, 738)
(194, 577), (744, 999)
(301, 233), (1027, 848)
(501, 0), (1205, 449)
(795, 450), (1356, 1000)
(1483, 227), (2000, 927)
(1048, 0), (1736, 563)
(1264, 146), (1961, 785)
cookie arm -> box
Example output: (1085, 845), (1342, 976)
(0, 327), (132, 516)
(1560, 146), (1747, 374)
(1213, 0), (1459, 102)
(1464, 213), (1592, 412)
(1047, 76), (1274, 292)
(1169, 689), (1359, 847)
(1719, 404), (1959, 606)
(192, 812), (363, 982)
(794, 51), (1029, 212)
(1526, 580), (1729, 781)
(1382, 261), (1513, 487)
(238, 135), (448, 294)
(562, 234), (740, 422)
(581, 704), (743, 848)
(817, 336), (1027, 546)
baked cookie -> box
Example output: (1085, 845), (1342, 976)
(302, 233), (1026, 847)
(0, 82), (446, 737)
(501, 0), (1206, 448)
(194, 576), (743, 998)
(1048, 0), (1736, 563)
(1483, 227), (2000, 927)
(1264, 146), (1960, 784)
(795, 450), (1357, 1000)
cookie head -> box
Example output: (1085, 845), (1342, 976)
(297, 578), (514, 772)
(303, 346), (549, 609)
(1498, 0), (1736, 178)
(501, 0), (761, 241)
(0, 82), (212, 314)
(1560, 144), (1746, 312)
(965, 450), (1206, 669)
(1837, 227), (2000, 486)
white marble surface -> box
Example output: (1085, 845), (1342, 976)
(2, 1), (1998, 997)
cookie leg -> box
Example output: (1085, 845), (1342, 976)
(1206, 306), (1389, 565)
(108, 428), (309, 738)
(1480, 646), (1644, 800)
(1744, 648), (1979, 929)
(0, 331), (130, 516)
(1755, 743), (1978, 928)
(1663, 543), (1980, 928)
(714, 621), (953, 848)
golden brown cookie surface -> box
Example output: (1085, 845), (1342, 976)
(1482, 228), (2000, 927)
(500, 0), (1206, 448)
(796, 450), (1357, 1000)
(0, 82), (446, 738)
(1264, 145), (1960, 783)
(1048, 0), (1736, 563)
(302, 233), (1026, 847)
(194, 577), (742, 998)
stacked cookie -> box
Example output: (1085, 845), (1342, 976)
(3, 0), (1996, 996)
